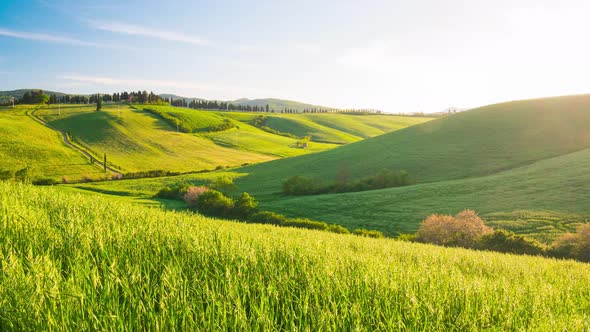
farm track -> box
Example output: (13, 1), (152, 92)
(27, 106), (123, 176)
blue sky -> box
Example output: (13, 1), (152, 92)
(1, 0), (590, 112)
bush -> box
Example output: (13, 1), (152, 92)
(15, 167), (31, 183)
(32, 178), (59, 186)
(250, 211), (288, 225)
(209, 176), (237, 195)
(476, 230), (545, 255)
(550, 223), (590, 262)
(327, 224), (350, 234)
(196, 190), (235, 217)
(416, 210), (492, 247)
(282, 218), (329, 231)
(156, 183), (191, 200)
(181, 186), (209, 207)
(233, 192), (258, 219)
(0, 169), (14, 181)
(282, 176), (322, 195)
(353, 229), (385, 238)
(282, 169), (413, 196)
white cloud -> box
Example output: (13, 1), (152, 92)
(0, 27), (121, 48)
(90, 21), (208, 46)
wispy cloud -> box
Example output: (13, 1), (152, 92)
(57, 74), (281, 97)
(90, 21), (208, 46)
(0, 27), (121, 48)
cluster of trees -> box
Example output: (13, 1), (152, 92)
(282, 170), (412, 196)
(15, 90), (167, 105)
(20, 90), (49, 104)
(0, 167), (32, 183)
(155, 176), (385, 237)
(409, 210), (590, 262)
(251, 115), (299, 139)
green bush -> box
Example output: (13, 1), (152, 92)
(550, 223), (590, 262)
(476, 230), (545, 255)
(282, 218), (329, 231)
(0, 169), (14, 181)
(155, 183), (190, 200)
(397, 233), (417, 242)
(250, 211), (288, 225)
(353, 229), (385, 238)
(32, 178), (59, 186)
(15, 167), (31, 183)
(282, 176), (322, 195)
(233, 192), (258, 219)
(197, 190), (235, 217)
(327, 224), (350, 234)
(282, 169), (413, 196)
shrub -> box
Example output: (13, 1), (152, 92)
(550, 223), (590, 262)
(233, 192), (258, 219)
(196, 190), (235, 217)
(15, 167), (31, 183)
(32, 178), (58, 186)
(416, 210), (492, 247)
(476, 230), (545, 255)
(182, 186), (209, 207)
(250, 211), (288, 225)
(282, 176), (322, 195)
(156, 183), (191, 200)
(327, 224), (350, 234)
(61, 176), (69, 184)
(353, 229), (385, 238)
(0, 169), (14, 181)
(209, 176), (237, 195)
(282, 218), (329, 231)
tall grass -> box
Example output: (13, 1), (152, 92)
(0, 182), (589, 330)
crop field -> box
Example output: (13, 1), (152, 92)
(1, 182), (589, 330)
(0, 105), (102, 180)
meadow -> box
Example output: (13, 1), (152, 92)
(35, 104), (428, 173)
(1, 182), (589, 331)
(0, 105), (102, 181)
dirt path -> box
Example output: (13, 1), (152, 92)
(28, 106), (123, 176)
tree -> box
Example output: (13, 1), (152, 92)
(96, 94), (102, 111)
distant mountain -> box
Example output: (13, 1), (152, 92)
(0, 89), (69, 98)
(158, 93), (204, 103)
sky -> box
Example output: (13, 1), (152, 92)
(1, 0), (590, 113)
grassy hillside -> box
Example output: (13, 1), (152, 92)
(36, 104), (275, 172)
(0, 105), (102, 180)
(260, 147), (590, 241)
(2, 182), (589, 330)
(233, 94), (590, 197)
(65, 144), (590, 242)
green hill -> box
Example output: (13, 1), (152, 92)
(35, 104), (274, 173)
(0, 89), (68, 98)
(2, 182), (589, 330)
(0, 105), (102, 180)
(234, 94), (590, 198)
(230, 97), (332, 112)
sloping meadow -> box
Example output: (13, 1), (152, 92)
(0, 182), (588, 330)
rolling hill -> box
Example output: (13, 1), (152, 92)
(0, 105), (103, 180)
(233, 94), (590, 198)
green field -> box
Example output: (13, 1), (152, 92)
(1, 182), (589, 330)
(36, 104), (274, 172)
(34, 104), (428, 174)
(0, 105), (102, 180)
(66, 94), (590, 242)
